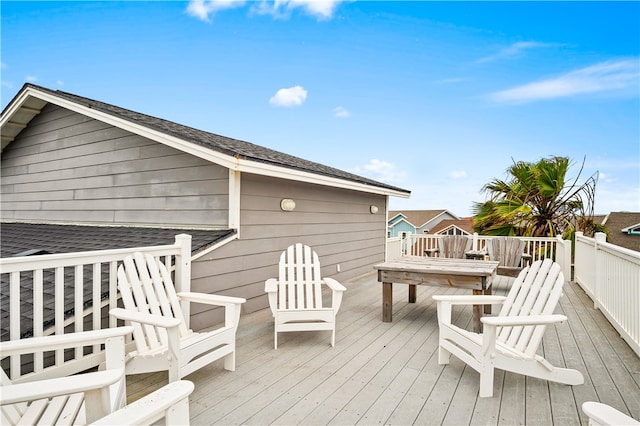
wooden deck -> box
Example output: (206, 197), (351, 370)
(126, 272), (640, 425)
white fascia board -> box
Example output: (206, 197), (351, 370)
(20, 87), (410, 198)
(234, 156), (410, 198)
(0, 90), (31, 127)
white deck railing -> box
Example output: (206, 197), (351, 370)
(389, 233), (572, 279)
(0, 234), (192, 383)
(574, 232), (640, 357)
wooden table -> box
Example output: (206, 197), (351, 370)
(374, 256), (499, 332)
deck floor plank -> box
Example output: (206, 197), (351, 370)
(125, 270), (640, 425)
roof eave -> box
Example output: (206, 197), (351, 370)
(1, 85), (411, 198)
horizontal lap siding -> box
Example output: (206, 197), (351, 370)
(1, 104), (229, 228)
(190, 173), (387, 329)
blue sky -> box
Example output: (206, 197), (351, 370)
(2, 1), (639, 216)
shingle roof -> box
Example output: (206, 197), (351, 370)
(388, 210), (456, 228)
(429, 217), (475, 234)
(602, 212), (640, 252)
(3, 83), (410, 196)
(0, 222), (234, 257)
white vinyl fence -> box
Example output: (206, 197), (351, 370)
(574, 232), (640, 357)
(0, 234), (192, 383)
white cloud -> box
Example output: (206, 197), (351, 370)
(449, 170), (468, 179)
(478, 41), (559, 63)
(598, 172), (615, 184)
(333, 106), (350, 118)
(26, 75), (38, 82)
(251, 0), (344, 20)
(350, 159), (407, 184)
(56, 80), (64, 86)
(2, 81), (13, 90)
(269, 85), (307, 107)
(489, 58), (640, 104)
(186, 0), (245, 22)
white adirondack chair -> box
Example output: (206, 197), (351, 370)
(1, 327), (133, 425)
(582, 401), (640, 426)
(487, 237), (527, 277)
(110, 252), (246, 382)
(92, 380), (195, 425)
(438, 235), (472, 259)
(433, 259), (584, 397)
(265, 243), (346, 349)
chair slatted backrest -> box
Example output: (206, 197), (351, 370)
(488, 237), (526, 267)
(117, 253), (189, 353)
(438, 235), (471, 259)
(496, 259), (565, 356)
(277, 244), (324, 311)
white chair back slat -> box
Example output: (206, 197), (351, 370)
(130, 253), (168, 348)
(279, 243), (326, 310)
(522, 266), (565, 356)
(311, 250), (323, 309)
(497, 260), (542, 343)
(117, 267), (153, 353)
(294, 244), (306, 309)
(503, 260), (551, 347)
(147, 254), (190, 337)
(119, 257), (162, 351)
(302, 245), (314, 309)
(494, 259), (565, 353)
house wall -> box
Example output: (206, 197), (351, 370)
(418, 212), (457, 233)
(189, 173), (388, 330)
(389, 220), (415, 238)
(0, 104), (229, 228)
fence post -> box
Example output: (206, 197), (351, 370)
(556, 235), (572, 281)
(174, 234), (192, 327)
(472, 233), (479, 251)
(593, 232), (607, 310)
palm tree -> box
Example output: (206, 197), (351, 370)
(472, 156), (599, 237)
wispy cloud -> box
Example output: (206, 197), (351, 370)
(478, 41), (560, 63)
(26, 75), (38, 82)
(186, 0), (344, 22)
(449, 170), (468, 179)
(350, 159), (406, 184)
(333, 106), (350, 118)
(251, 0), (344, 20)
(186, 0), (245, 22)
(269, 85), (307, 107)
(489, 58), (640, 104)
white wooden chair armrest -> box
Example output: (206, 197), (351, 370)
(90, 380), (195, 426)
(0, 370), (122, 405)
(0, 326), (133, 356)
(582, 401), (640, 426)
(432, 295), (507, 305)
(481, 314), (567, 327)
(110, 308), (182, 329)
(264, 278), (278, 293)
(177, 292), (246, 306)
(323, 277), (347, 292)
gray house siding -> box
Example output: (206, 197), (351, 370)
(1, 104), (229, 228)
(188, 173), (387, 330)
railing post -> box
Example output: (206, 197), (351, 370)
(556, 235), (572, 281)
(472, 233), (479, 251)
(593, 232), (607, 310)
(174, 234), (192, 327)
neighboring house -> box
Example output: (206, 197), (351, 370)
(0, 83), (411, 332)
(387, 209), (459, 238)
(429, 217), (474, 236)
(601, 212), (640, 252)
